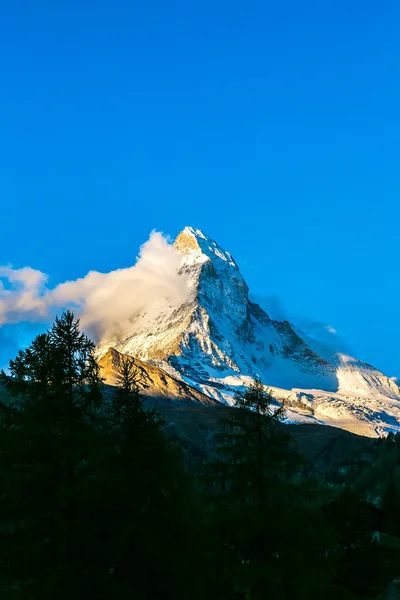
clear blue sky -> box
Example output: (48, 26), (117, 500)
(1, 0), (400, 375)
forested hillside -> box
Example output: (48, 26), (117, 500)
(1, 312), (400, 599)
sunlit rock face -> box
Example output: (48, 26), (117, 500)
(98, 347), (216, 406)
(97, 226), (400, 437)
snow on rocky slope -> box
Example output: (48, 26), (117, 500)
(97, 226), (400, 437)
(98, 347), (216, 406)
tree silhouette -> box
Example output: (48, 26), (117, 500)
(0, 311), (106, 599)
(98, 351), (205, 599)
(206, 379), (328, 599)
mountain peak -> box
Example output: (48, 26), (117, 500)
(96, 227), (400, 437)
(181, 226), (208, 240)
(174, 226), (205, 256)
(174, 226), (238, 269)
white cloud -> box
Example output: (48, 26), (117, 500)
(0, 231), (190, 340)
(0, 266), (49, 325)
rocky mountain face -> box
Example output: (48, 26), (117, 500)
(97, 226), (400, 437)
(98, 347), (216, 407)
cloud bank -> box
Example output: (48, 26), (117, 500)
(0, 231), (190, 341)
(251, 294), (352, 355)
(0, 266), (49, 325)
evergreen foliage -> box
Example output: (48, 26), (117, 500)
(205, 380), (333, 599)
(0, 311), (106, 598)
(0, 316), (399, 599)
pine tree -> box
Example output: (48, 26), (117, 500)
(108, 353), (157, 431)
(206, 379), (330, 599)
(211, 379), (298, 511)
(101, 353), (206, 600)
(0, 312), (106, 599)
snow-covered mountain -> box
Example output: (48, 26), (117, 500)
(97, 226), (400, 437)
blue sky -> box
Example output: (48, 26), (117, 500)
(1, 0), (400, 375)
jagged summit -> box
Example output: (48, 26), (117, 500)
(175, 226), (238, 267)
(174, 227), (207, 256)
(96, 227), (400, 437)
(174, 226), (249, 329)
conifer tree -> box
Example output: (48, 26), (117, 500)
(101, 353), (205, 600)
(207, 379), (330, 599)
(211, 379), (298, 510)
(0, 312), (106, 599)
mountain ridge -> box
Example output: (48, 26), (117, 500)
(96, 226), (400, 437)
(98, 347), (217, 406)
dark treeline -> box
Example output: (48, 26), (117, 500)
(1, 312), (400, 599)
